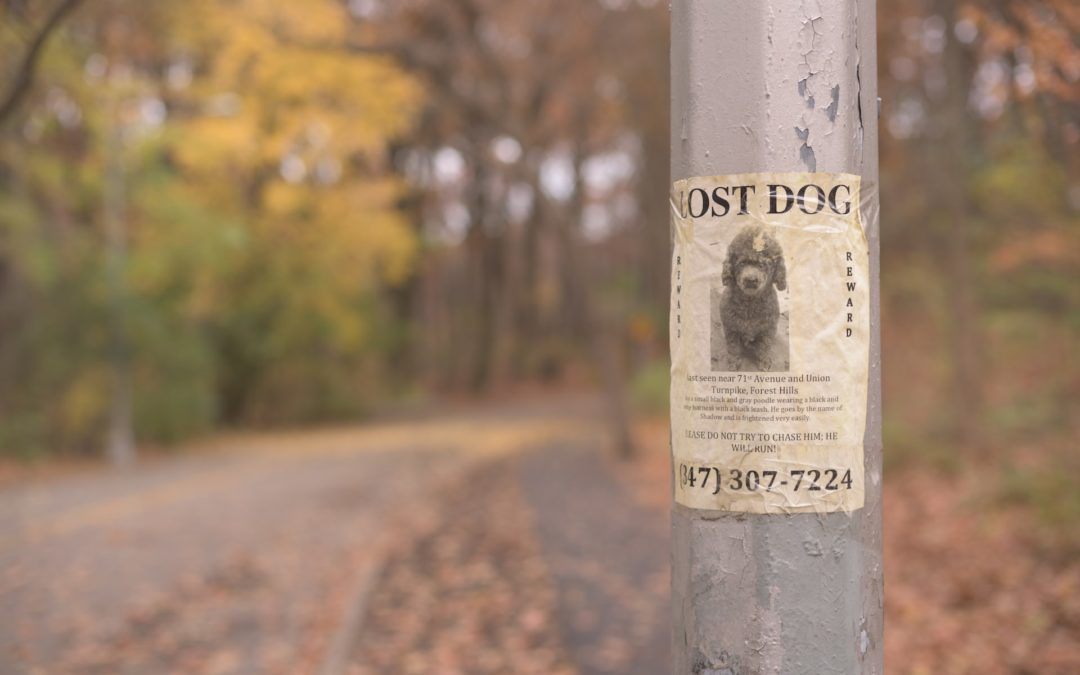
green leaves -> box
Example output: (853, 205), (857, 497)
(0, 0), (423, 455)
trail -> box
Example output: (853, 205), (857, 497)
(0, 395), (606, 675)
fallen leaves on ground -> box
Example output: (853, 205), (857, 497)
(349, 463), (577, 675)
(886, 469), (1080, 675)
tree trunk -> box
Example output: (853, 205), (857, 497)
(554, 116), (635, 460)
(104, 104), (135, 467)
(939, 0), (984, 443)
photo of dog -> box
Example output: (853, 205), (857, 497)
(710, 225), (791, 372)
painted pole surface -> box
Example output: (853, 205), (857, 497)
(670, 1), (882, 673)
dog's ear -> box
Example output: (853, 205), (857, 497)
(773, 254), (787, 291)
(721, 256), (734, 287)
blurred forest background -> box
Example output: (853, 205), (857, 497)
(0, 0), (1078, 672)
(1, 0), (1077, 511)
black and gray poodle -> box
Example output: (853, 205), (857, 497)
(718, 225), (787, 371)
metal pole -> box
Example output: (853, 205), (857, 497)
(670, 1), (882, 673)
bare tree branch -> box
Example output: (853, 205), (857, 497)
(0, 0), (84, 125)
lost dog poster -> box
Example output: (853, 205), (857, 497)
(670, 173), (869, 513)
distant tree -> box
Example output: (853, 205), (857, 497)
(0, 0), (423, 457)
(878, 0), (1078, 442)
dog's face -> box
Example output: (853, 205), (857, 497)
(722, 227), (786, 296)
(735, 260), (772, 296)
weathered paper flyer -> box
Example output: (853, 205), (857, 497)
(670, 173), (869, 513)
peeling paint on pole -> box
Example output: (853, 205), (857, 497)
(670, 1), (883, 673)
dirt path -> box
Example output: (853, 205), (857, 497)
(347, 438), (671, 675)
(0, 396), (605, 675)
(516, 446), (669, 675)
(348, 462), (578, 675)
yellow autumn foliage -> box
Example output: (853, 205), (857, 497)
(170, 0), (420, 176)
(155, 0), (424, 330)
(124, 0), (426, 424)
